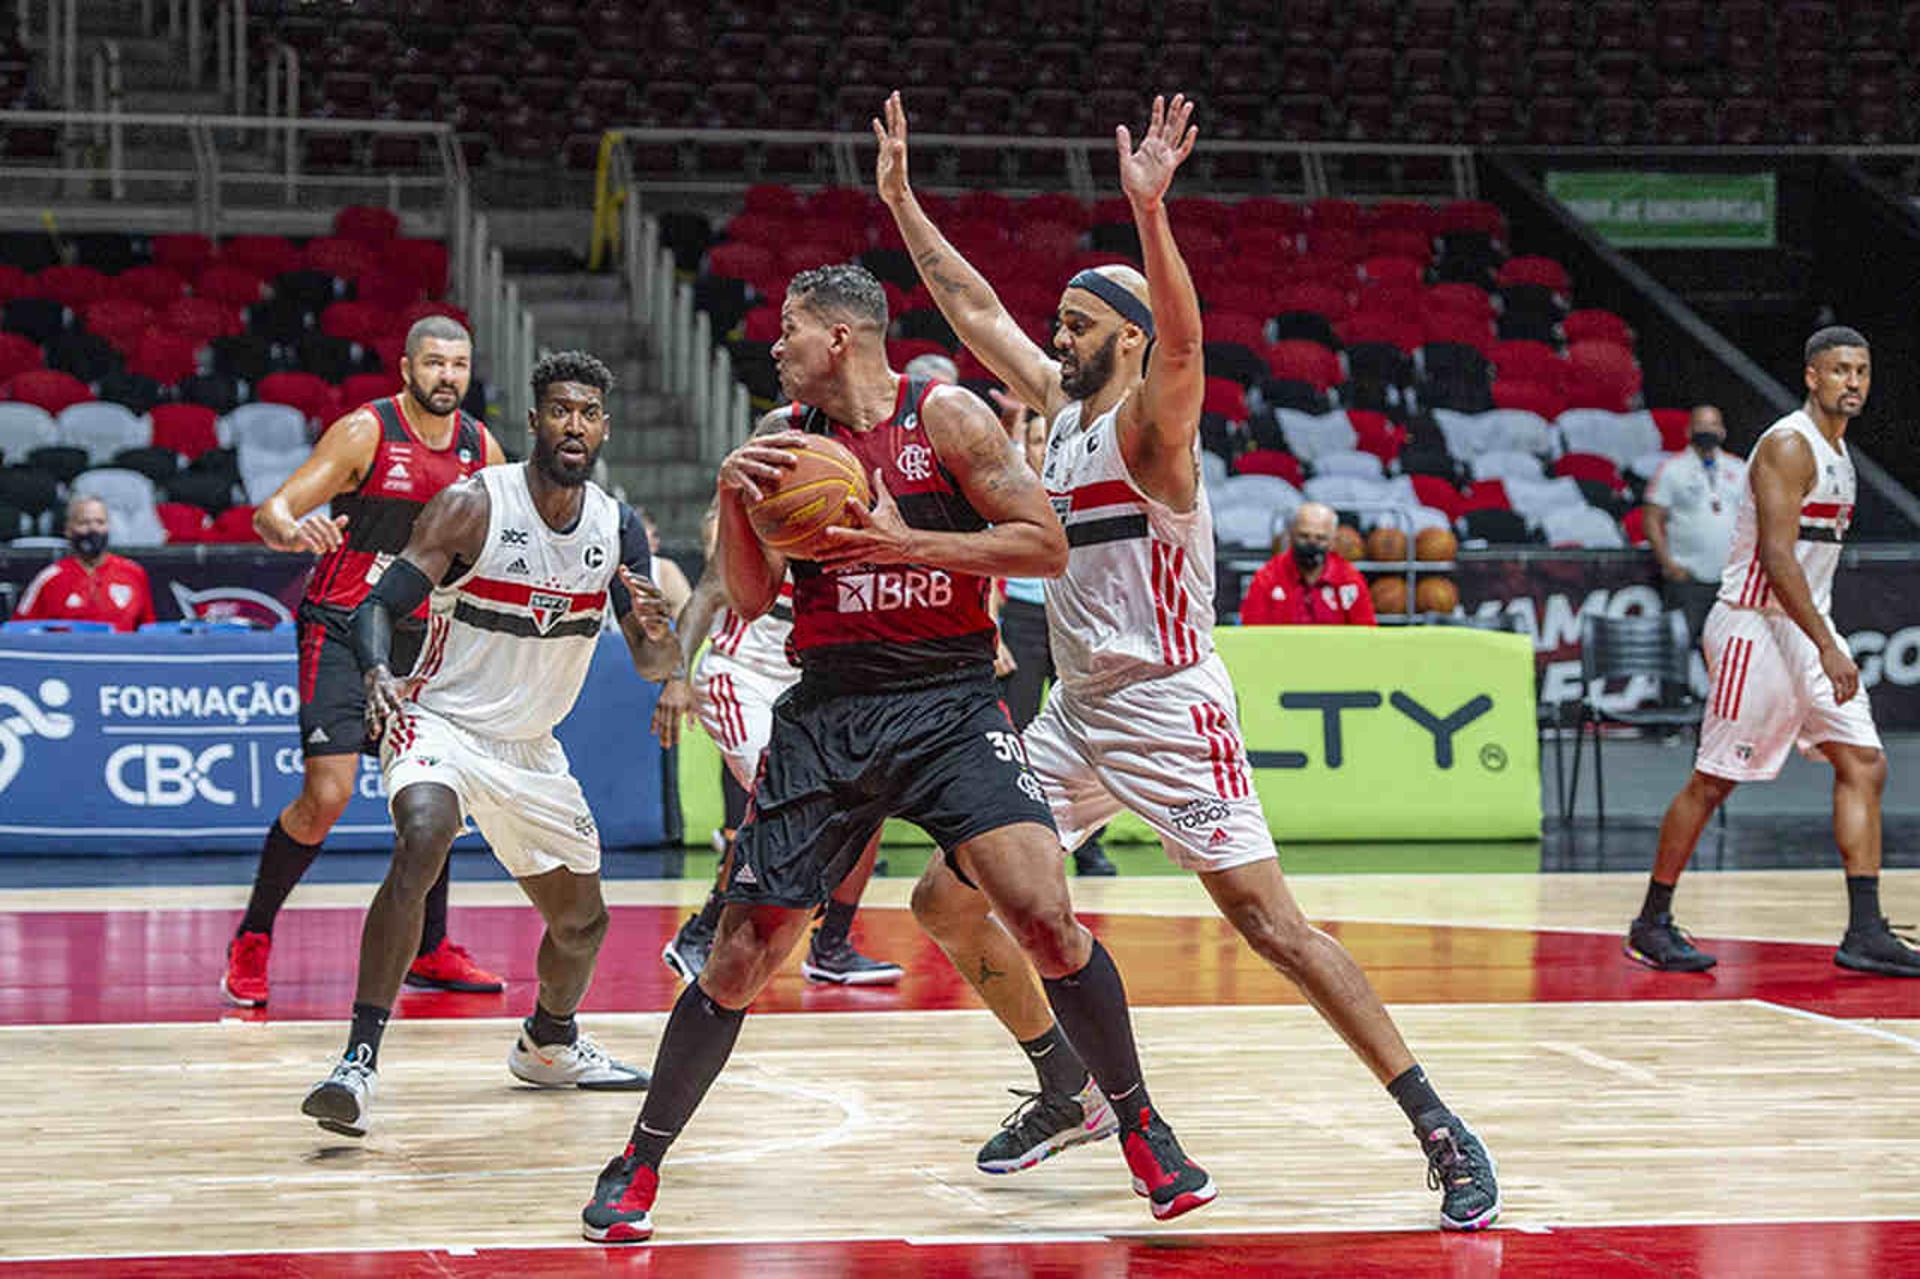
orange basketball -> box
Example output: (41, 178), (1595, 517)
(747, 436), (872, 558)
(1333, 524), (1366, 563)
(1416, 574), (1460, 613)
(1366, 526), (1409, 564)
(1416, 526), (1458, 562)
(1370, 575), (1408, 615)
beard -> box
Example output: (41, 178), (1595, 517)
(1059, 331), (1118, 400)
(533, 434), (598, 487)
(407, 377), (463, 417)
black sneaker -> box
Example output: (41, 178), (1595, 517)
(1418, 1113), (1500, 1231)
(1074, 843), (1118, 877)
(580, 1146), (657, 1243)
(976, 1079), (1118, 1174)
(1119, 1105), (1217, 1220)
(1835, 918), (1920, 977)
(661, 912), (714, 983)
(1624, 912), (1717, 972)
(800, 931), (904, 985)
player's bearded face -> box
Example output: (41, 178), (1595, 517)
(1060, 329), (1119, 399)
(403, 341), (471, 417)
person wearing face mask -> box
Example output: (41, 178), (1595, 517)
(1645, 405), (1746, 644)
(13, 496), (155, 631)
(1237, 501), (1377, 626)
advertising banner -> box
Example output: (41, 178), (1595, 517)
(678, 625), (1542, 846)
(0, 629), (671, 855)
(1546, 171), (1777, 248)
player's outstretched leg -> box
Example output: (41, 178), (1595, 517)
(911, 855), (1115, 1173)
(583, 903), (812, 1244)
(301, 782), (459, 1137)
(508, 867), (647, 1089)
(1624, 770), (1731, 973)
(802, 828), (903, 985)
(1824, 743), (1920, 975)
(224, 757), (355, 1007)
(955, 824), (1215, 1221)
(1199, 858), (1498, 1231)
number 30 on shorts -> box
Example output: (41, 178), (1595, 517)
(984, 730), (1027, 764)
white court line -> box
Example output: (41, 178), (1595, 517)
(1749, 999), (1920, 1055)
(1537, 1041), (1661, 1086)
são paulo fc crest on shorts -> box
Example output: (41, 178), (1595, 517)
(528, 590), (570, 634)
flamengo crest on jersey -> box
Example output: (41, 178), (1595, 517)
(410, 466), (620, 740)
(1718, 408), (1855, 617)
(1040, 397), (1216, 693)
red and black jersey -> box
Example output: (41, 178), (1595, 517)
(788, 375), (997, 693)
(305, 396), (487, 616)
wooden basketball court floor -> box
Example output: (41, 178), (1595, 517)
(3, 867), (1919, 1276)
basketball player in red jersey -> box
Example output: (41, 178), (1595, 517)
(877, 92), (1499, 1230)
(581, 264), (1215, 1243)
(222, 317), (509, 1008)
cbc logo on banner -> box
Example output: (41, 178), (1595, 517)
(105, 743), (239, 806)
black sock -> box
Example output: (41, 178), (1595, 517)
(1020, 1024), (1091, 1098)
(347, 1002), (389, 1069)
(1847, 875), (1882, 932)
(628, 983), (748, 1167)
(816, 898), (857, 948)
(695, 890), (725, 931)
(417, 856), (452, 957)
(1638, 879), (1676, 923)
(238, 819), (323, 937)
(1387, 1064), (1449, 1129)
(527, 1001), (578, 1047)
(1040, 940), (1150, 1129)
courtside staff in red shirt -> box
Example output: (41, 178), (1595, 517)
(13, 496), (155, 631)
(1238, 500), (1376, 626)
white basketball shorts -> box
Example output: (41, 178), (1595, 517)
(1022, 653), (1278, 873)
(381, 703), (600, 878)
(695, 655), (795, 787)
(1695, 602), (1881, 783)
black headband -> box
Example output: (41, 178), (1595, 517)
(1066, 269), (1155, 338)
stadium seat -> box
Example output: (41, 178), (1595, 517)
(1649, 408), (1693, 452)
(222, 236), (301, 280)
(194, 265), (269, 308)
(1554, 452), (1628, 491)
(71, 467), (166, 546)
(5, 369), (92, 415)
(334, 205), (402, 243)
(204, 504), (262, 543)
(224, 402), (309, 453)
(0, 400), (57, 461)
(1232, 448), (1306, 488)
(3, 297), (71, 344)
(155, 500), (210, 543)
(1470, 449), (1546, 483)
(1275, 408), (1358, 462)
(45, 332), (120, 384)
(0, 331), (41, 383)
(56, 402), (147, 464)
(31, 265), (111, 309)
(256, 371), (338, 425)
(1541, 503), (1628, 549)
(125, 331), (202, 385)
(1458, 507), (1535, 544)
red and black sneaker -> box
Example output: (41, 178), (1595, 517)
(1121, 1106), (1217, 1221)
(405, 939), (505, 993)
(221, 930), (271, 1007)
(582, 1146), (658, 1243)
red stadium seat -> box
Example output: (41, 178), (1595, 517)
(1203, 377), (1250, 422)
(1490, 378), (1566, 419)
(1233, 198), (1309, 234)
(1271, 282), (1350, 324)
(1017, 192), (1090, 231)
(333, 205), (403, 243)
(1359, 255), (1426, 288)
(1339, 310), (1423, 352)
(1565, 341), (1644, 410)
(1347, 409), (1405, 464)
(161, 296), (245, 342)
(339, 373), (399, 409)
(1204, 311), (1268, 350)
(81, 299), (153, 352)
(221, 236), (301, 280)
(1410, 473), (1467, 519)
(320, 300), (394, 345)
(301, 237), (377, 281)
(126, 331), (203, 385)
(147, 403), (221, 458)
(107, 266), (185, 311)
(1495, 256), (1572, 294)
(1232, 448), (1305, 487)
(1562, 309), (1635, 350)
(1266, 340), (1343, 390)
(1365, 229), (1435, 265)
(1650, 407), (1693, 452)
(706, 242), (777, 284)
(1423, 312), (1496, 353)
(0, 331), (43, 382)
(156, 501), (210, 543)
(193, 265), (268, 308)
(399, 300), (470, 333)
(256, 371), (337, 424)
(4, 369), (93, 414)
(206, 504), (263, 543)
(1553, 451), (1627, 490)
(1435, 201), (1507, 241)
(885, 338), (948, 369)
(0, 265), (30, 302)
(1425, 282), (1496, 321)
(1621, 505), (1649, 546)
(151, 234), (216, 277)
(30, 265), (110, 309)
(380, 239), (451, 299)
(1491, 340), (1566, 388)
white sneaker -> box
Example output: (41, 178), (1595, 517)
(508, 1027), (650, 1091)
(302, 1049), (377, 1137)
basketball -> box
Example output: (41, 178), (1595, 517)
(1369, 575), (1408, 615)
(1366, 526), (1409, 564)
(1333, 524), (1366, 563)
(1416, 527), (1458, 562)
(747, 436), (873, 558)
(1416, 574), (1460, 613)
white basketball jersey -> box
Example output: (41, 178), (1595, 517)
(413, 465), (621, 739)
(1039, 398), (1215, 694)
(1718, 408), (1855, 616)
(702, 581), (796, 683)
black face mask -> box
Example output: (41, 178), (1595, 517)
(1292, 541), (1327, 571)
(69, 529), (108, 559)
(1691, 431), (1722, 453)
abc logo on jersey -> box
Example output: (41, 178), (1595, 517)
(105, 743), (238, 806)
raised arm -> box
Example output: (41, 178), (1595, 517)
(713, 411), (804, 619)
(874, 91), (1066, 418)
(1113, 94), (1205, 511)
(1750, 431), (1859, 702)
(815, 385), (1067, 578)
(252, 406), (380, 553)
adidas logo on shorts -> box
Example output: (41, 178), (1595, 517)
(308, 727), (329, 745)
(732, 862), (758, 886)
(1207, 828), (1231, 847)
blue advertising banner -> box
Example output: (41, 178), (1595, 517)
(0, 629), (673, 854)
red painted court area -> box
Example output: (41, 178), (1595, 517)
(10, 1220), (1920, 1277)
(0, 902), (1910, 1026)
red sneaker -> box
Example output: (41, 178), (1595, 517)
(1121, 1106), (1218, 1221)
(582, 1146), (657, 1243)
(405, 939), (505, 993)
(221, 931), (270, 1007)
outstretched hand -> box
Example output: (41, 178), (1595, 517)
(873, 90), (912, 206)
(814, 469), (919, 566)
(1117, 93), (1198, 211)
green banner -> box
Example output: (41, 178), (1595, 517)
(1546, 170), (1776, 248)
(678, 626), (1540, 848)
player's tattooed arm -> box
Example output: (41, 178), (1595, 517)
(818, 386), (1067, 577)
(1751, 430), (1860, 703)
(714, 409), (802, 620)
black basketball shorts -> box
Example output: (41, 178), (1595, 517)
(295, 602), (423, 759)
(723, 674), (1058, 908)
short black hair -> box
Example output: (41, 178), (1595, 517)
(532, 349), (615, 404)
(1806, 325), (1869, 363)
(404, 315), (472, 357)
(788, 263), (887, 332)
